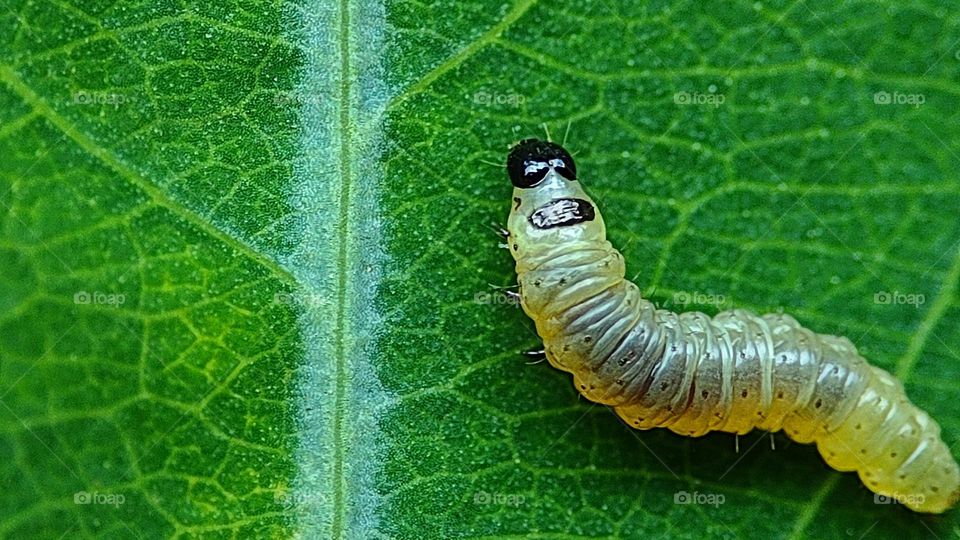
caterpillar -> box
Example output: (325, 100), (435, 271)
(503, 137), (959, 513)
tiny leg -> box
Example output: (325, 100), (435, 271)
(522, 348), (546, 365)
(486, 222), (510, 239)
(485, 222), (510, 249)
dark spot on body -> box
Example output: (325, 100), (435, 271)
(513, 196), (521, 209)
(529, 198), (596, 229)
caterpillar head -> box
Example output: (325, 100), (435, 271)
(505, 138), (606, 262)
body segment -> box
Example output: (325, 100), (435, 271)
(505, 138), (959, 513)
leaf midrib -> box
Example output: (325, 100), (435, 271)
(331, 0), (353, 536)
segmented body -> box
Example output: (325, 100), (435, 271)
(505, 138), (959, 513)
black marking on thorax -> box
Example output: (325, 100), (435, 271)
(529, 198), (596, 229)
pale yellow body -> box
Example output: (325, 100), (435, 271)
(508, 167), (959, 513)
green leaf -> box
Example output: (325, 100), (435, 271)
(378, 1), (960, 539)
(2, 1), (959, 539)
(0, 1), (309, 537)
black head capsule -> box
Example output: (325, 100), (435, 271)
(506, 138), (577, 188)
